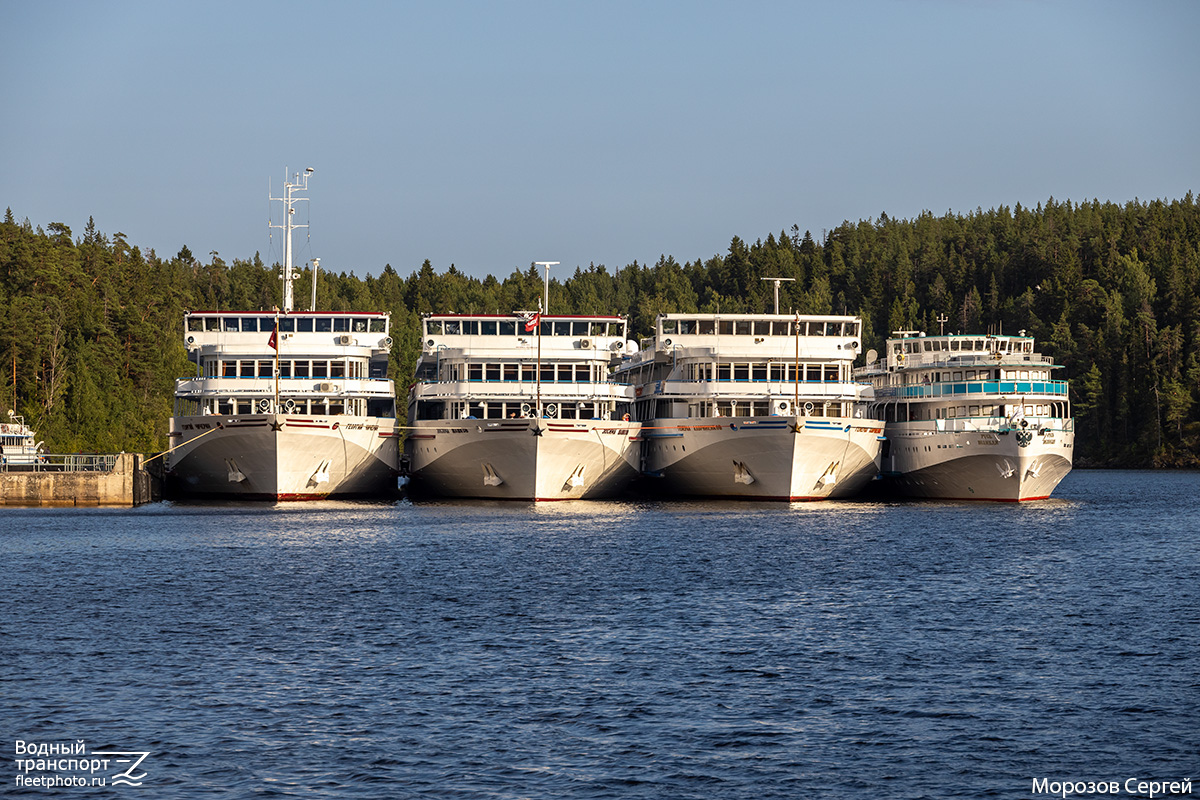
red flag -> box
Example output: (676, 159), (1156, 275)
(267, 325), (278, 350)
(524, 313), (540, 333)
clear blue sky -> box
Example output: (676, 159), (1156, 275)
(3, 0), (1197, 280)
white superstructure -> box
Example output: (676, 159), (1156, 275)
(404, 313), (641, 500)
(0, 411), (43, 467)
(856, 331), (1074, 501)
(614, 314), (883, 500)
(166, 171), (399, 499)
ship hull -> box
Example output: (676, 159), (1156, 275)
(166, 414), (399, 500)
(880, 424), (1074, 501)
(405, 419), (641, 501)
(641, 416), (883, 501)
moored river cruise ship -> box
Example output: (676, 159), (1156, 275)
(166, 170), (399, 499)
(613, 314), (883, 500)
(404, 313), (641, 500)
(855, 331), (1073, 501)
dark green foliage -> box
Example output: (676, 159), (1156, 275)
(2, 196), (1198, 465)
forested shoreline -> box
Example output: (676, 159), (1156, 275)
(2, 196), (1197, 467)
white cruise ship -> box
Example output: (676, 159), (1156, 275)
(166, 170), (399, 499)
(404, 313), (641, 500)
(613, 314), (883, 500)
(855, 331), (1074, 501)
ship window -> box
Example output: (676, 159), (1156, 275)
(770, 364), (784, 381)
(297, 318), (314, 333)
(238, 317), (257, 332)
(468, 364), (483, 381)
(735, 320), (751, 335)
(461, 321), (478, 335)
(328, 400), (344, 415)
(223, 318), (240, 332)
(824, 365), (839, 382)
(480, 321), (497, 335)
(753, 321), (770, 336)
(486, 364), (500, 380)
(315, 318), (332, 332)
(521, 364), (536, 381)
(444, 321), (461, 335)
(332, 317), (349, 332)
(312, 361), (329, 378)
(734, 364), (749, 381)
(223, 361), (237, 378)
(370, 319), (386, 333)
(752, 364), (767, 381)
(279, 318), (295, 332)
(717, 364), (731, 381)
(503, 364), (518, 381)
(188, 317), (205, 332)
(772, 321), (789, 335)
(571, 322), (589, 336)
(426, 320), (442, 335)
(806, 364), (822, 381)
(294, 361), (310, 378)
(953, 371), (962, 380)
(240, 361), (254, 378)
(677, 320), (695, 334)
(256, 361), (271, 377)
(329, 361), (344, 378)
(697, 320), (715, 335)
(552, 321), (570, 336)
(575, 365), (589, 382)
(499, 320), (516, 335)
(279, 361), (292, 378)
(590, 321), (610, 336)
(661, 319), (677, 335)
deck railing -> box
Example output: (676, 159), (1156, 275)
(0, 454), (120, 473)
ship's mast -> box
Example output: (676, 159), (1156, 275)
(269, 167), (314, 313)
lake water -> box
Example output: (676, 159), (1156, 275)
(2, 470), (1197, 798)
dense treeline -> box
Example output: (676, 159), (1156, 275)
(2, 196), (1198, 466)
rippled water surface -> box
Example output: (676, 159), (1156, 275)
(3, 471), (1198, 798)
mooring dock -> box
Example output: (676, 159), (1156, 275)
(0, 453), (156, 507)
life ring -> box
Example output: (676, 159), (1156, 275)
(622, 413), (630, 422)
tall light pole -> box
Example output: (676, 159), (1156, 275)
(535, 261), (559, 314)
(761, 277), (795, 314)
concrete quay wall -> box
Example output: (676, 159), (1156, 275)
(0, 454), (153, 507)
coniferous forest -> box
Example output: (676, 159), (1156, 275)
(2, 196), (1198, 467)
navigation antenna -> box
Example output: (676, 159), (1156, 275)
(761, 277), (795, 315)
(535, 261), (559, 315)
(936, 313), (949, 335)
(269, 167), (314, 313)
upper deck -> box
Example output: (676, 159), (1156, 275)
(857, 333), (1056, 376)
(632, 313), (862, 364)
(183, 311), (392, 359)
(420, 314), (630, 361)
